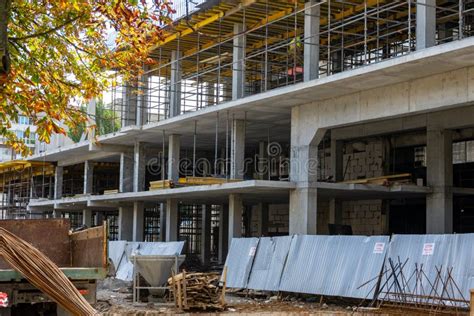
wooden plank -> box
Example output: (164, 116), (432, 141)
(341, 173), (412, 184)
(149, 179), (174, 189)
(221, 266), (227, 307)
(103, 189), (118, 195)
(178, 177), (241, 186)
(0, 219), (71, 268)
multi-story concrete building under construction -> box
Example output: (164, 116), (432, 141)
(2, 0), (474, 266)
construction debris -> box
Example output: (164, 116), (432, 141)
(168, 269), (226, 311)
(0, 227), (97, 315)
(368, 259), (470, 313)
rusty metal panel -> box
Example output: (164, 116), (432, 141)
(70, 225), (107, 268)
(0, 219), (71, 268)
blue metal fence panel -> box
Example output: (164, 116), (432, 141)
(278, 235), (389, 299)
(247, 236), (293, 291)
(224, 237), (259, 288)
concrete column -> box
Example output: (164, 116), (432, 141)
(201, 204), (212, 267)
(416, 0), (436, 50)
(256, 203), (269, 236)
(304, 0), (320, 82)
(426, 129), (453, 233)
(133, 142), (146, 192)
(54, 166), (63, 200)
(228, 194), (243, 248)
(218, 204), (229, 264)
(132, 201), (144, 241)
(86, 99), (96, 140)
(82, 209), (92, 227)
(289, 105), (326, 235)
(289, 187), (318, 234)
(83, 160), (94, 195)
(159, 203), (166, 242)
(170, 50), (182, 117)
(232, 23), (246, 100)
(136, 68), (149, 126)
(166, 199), (179, 241)
(288, 109), (323, 234)
(119, 152), (133, 193)
(257, 141), (268, 180)
(168, 134), (181, 182)
(118, 205), (133, 240)
(231, 119), (245, 179)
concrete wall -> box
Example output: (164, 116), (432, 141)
(249, 204), (289, 236)
(315, 200), (384, 235)
(292, 67), (474, 148)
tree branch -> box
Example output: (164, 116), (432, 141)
(8, 14), (83, 41)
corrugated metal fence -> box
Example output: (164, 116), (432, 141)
(279, 235), (389, 299)
(384, 234), (474, 302)
(224, 234), (474, 302)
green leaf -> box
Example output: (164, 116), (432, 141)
(31, 73), (40, 84)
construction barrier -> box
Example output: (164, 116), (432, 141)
(224, 233), (474, 304)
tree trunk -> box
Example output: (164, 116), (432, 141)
(0, 0), (11, 75)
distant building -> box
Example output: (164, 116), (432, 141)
(0, 116), (37, 162)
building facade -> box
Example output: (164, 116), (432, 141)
(6, 0), (474, 265)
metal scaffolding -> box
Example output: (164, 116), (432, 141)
(0, 161), (54, 219)
(99, 0), (474, 130)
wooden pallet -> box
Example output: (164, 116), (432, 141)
(169, 268), (227, 311)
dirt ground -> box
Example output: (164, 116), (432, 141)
(94, 281), (466, 316)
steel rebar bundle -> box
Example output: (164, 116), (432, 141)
(0, 227), (97, 315)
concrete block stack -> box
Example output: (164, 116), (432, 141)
(342, 200), (383, 235)
(342, 140), (384, 181)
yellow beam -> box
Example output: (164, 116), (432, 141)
(182, 4), (299, 60)
(165, 0), (389, 76)
(153, 0), (257, 51)
(245, 0), (385, 54)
